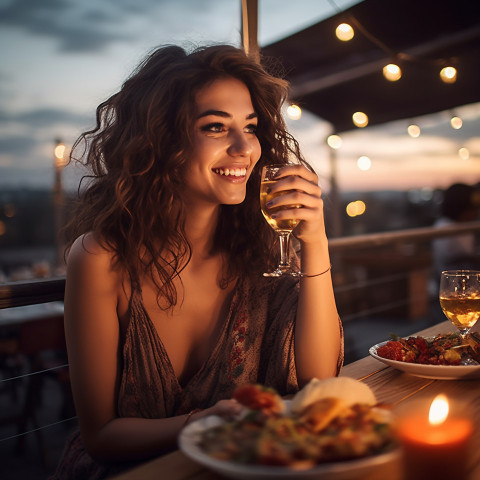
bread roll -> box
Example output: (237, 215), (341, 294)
(291, 377), (376, 414)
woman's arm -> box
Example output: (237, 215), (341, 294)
(64, 234), (241, 463)
(264, 165), (342, 386)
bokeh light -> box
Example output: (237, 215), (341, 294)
(286, 104), (302, 120)
(346, 200), (366, 217)
(352, 111), (369, 128)
(327, 134), (343, 149)
(407, 124), (421, 138)
(383, 63), (402, 81)
(458, 147), (469, 160)
(335, 23), (354, 41)
(357, 156), (371, 171)
(440, 66), (457, 84)
(450, 116), (463, 129)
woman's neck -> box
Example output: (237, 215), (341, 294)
(184, 203), (220, 258)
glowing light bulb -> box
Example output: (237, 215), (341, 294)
(352, 111), (368, 128)
(286, 104), (302, 120)
(383, 63), (402, 81)
(459, 147), (469, 160)
(54, 143), (65, 160)
(407, 124), (421, 138)
(357, 156), (371, 171)
(450, 116), (462, 129)
(54, 142), (67, 168)
(346, 200), (366, 217)
(440, 66), (457, 84)
(327, 134), (342, 149)
(336, 23), (354, 41)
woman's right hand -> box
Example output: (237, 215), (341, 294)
(192, 399), (244, 424)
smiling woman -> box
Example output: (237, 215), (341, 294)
(50, 44), (343, 480)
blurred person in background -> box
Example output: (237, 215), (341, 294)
(433, 182), (480, 274)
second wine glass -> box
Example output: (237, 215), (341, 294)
(260, 164), (301, 277)
(439, 270), (480, 337)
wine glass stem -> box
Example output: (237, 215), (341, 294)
(278, 231), (291, 269)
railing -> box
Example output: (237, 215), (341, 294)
(0, 221), (479, 475)
(0, 277), (66, 309)
(1, 221), (479, 308)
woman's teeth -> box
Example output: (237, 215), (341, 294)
(213, 167), (247, 177)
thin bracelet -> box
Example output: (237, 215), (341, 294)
(183, 408), (202, 427)
(302, 265), (332, 278)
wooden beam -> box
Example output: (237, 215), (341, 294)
(241, 0), (259, 62)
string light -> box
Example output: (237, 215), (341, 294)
(328, 0), (461, 131)
(335, 23), (354, 41)
(327, 134), (343, 149)
(440, 66), (457, 84)
(407, 124), (421, 138)
(346, 200), (366, 217)
(383, 63), (402, 81)
(450, 116), (463, 129)
(286, 104), (302, 120)
(352, 111), (368, 128)
(357, 156), (371, 170)
(458, 147), (469, 160)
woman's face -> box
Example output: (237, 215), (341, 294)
(183, 76), (261, 208)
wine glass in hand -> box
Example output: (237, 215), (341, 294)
(260, 164), (301, 277)
(439, 270), (480, 338)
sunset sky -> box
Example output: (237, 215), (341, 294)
(1, 0), (478, 194)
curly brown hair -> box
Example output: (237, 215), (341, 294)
(65, 44), (307, 308)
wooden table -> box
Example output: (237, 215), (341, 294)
(112, 320), (480, 480)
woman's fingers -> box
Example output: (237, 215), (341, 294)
(206, 399), (243, 419)
(273, 164), (318, 184)
(267, 166), (321, 200)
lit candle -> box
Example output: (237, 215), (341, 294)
(397, 395), (473, 480)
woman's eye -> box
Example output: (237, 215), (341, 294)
(201, 123), (225, 133)
(245, 124), (257, 134)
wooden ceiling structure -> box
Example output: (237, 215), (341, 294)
(259, 0), (480, 132)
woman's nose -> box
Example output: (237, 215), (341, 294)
(228, 131), (253, 157)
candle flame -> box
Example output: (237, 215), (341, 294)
(429, 394), (449, 425)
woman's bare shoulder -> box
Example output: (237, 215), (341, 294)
(68, 233), (112, 260)
(66, 233), (118, 280)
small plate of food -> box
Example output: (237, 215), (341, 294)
(369, 332), (480, 380)
(178, 377), (399, 480)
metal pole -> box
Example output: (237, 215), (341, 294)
(329, 147), (342, 238)
(53, 139), (65, 269)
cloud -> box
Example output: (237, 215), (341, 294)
(0, 0), (243, 54)
(0, 107), (91, 128)
(0, 0), (132, 52)
(0, 107), (91, 169)
(0, 133), (37, 160)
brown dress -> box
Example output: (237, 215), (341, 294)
(51, 274), (344, 479)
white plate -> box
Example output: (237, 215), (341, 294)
(178, 415), (399, 480)
(369, 340), (480, 380)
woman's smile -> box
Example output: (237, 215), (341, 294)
(212, 166), (248, 178)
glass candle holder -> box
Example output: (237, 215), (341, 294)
(395, 395), (473, 480)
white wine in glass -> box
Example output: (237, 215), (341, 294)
(260, 164), (301, 277)
(439, 270), (480, 337)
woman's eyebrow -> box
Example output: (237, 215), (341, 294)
(197, 109), (231, 119)
(197, 109), (258, 120)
